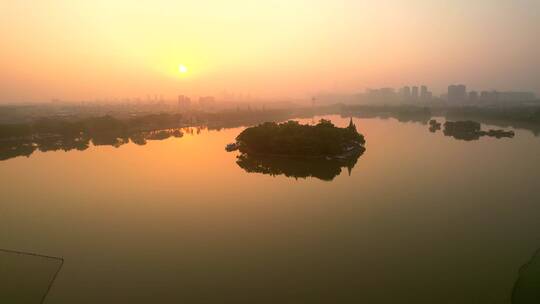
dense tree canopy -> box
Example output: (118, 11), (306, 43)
(236, 119), (365, 156)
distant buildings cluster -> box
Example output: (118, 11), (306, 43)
(362, 84), (536, 105)
(446, 84), (535, 104)
(400, 85), (433, 101)
(447, 84), (467, 103)
(365, 85), (434, 103)
(177, 95), (216, 110)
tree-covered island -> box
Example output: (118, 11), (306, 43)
(233, 119), (365, 159)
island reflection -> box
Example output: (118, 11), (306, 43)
(236, 147), (364, 181)
(427, 119), (515, 141)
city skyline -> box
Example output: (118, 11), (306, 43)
(3, 81), (537, 105)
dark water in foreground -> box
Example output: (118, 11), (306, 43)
(1, 115), (540, 303)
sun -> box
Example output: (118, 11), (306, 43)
(179, 64), (188, 74)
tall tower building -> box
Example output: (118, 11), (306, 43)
(420, 86), (428, 99)
(468, 91), (478, 103)
(411, 86), (419, 100)
(402, 86), (411, 99)
(448, 84), (467, 103)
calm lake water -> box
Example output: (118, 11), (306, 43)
(1, 115), (540, 303)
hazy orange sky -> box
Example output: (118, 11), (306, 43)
(1, 0), (539, 102)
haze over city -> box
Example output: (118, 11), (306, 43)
(1, 0), (539, 103)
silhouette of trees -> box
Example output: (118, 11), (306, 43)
(0, 114), (188, 161)
(232, 119), (366, 180)
(443, 120), (514, 141)
(235, 119), (365, 157)
(342, 105), (432, 124)
(429, 119), (442, 132)
(0, 123), (32, 139)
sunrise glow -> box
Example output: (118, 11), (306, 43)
(179, 65), (188, 74)
(1, 1), (538, 102)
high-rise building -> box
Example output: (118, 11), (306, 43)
(448, 84), (467, 103)
(401, 86), (411, 99)
(468, 91), (478, 103)
(411, 86), (419, 100)
(178, 95), (191, 108)
(420, 86), (429, 100)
